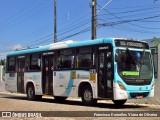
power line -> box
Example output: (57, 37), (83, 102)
(0, 0), (53, 31)
(98, 10), (160, 20)
(98, 15), (160, 26)
(0, 1), (91, 49)
(97, 4), (160, 30)
(97, 3), (160, 10)
(57, 12), (91, 33)
(102, 6), (160, 15)
(97, 0), (112, 14)
(111, 25), (160, 34)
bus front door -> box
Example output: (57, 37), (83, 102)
(42, 55), (54, 95)
(17, 58), (25, 93)
(98, 48), (113, 98)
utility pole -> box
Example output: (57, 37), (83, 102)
(91, 0), (97, 40)
(54, 0), (57, 43)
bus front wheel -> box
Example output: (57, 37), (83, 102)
(81, 86), (97, 106)
(112, 100), (127, 106)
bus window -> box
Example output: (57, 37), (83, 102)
(29, 54), (41, 71)
(7, 57), (16, 72)
(76, 47), (93, 68)
(56, 50), (74, 69)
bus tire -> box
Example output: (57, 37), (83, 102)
(81, 86), (97, 106)
(112, 100), (127, 106)
(27, 84), (35, 101)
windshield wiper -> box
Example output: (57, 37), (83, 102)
(126, 48), (136, 65)
(141, 50), (145, 64)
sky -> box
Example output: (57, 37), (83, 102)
(0, 0), (160, 58)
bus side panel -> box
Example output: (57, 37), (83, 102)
(53, 70), (97, 98)
(5, 73), (17, 93)
(53, 71), (71, 97)
(70, 70), (97, 98)
(24, 72), (42, 95)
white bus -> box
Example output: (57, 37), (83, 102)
(5, 38), (154, 106)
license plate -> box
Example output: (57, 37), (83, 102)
(136, 95), (143, 99)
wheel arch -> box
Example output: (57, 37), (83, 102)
(25, 81), (35, 94)
(78, 81), (95, 98)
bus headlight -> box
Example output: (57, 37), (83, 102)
(118, 81), (126, 91)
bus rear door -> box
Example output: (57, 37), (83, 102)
(42, 55), (54, 95)
(17, 57), (25, 93)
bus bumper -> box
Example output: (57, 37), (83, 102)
(113, 82), (154, 100)
(113, 82), (128, 100)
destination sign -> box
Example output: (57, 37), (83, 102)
(115, 40), (149, 49)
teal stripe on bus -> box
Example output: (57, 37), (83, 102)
(67, 38), (114, 48)
(65, 72), (74, 96)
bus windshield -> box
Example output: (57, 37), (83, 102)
(116, 49), (153, 80)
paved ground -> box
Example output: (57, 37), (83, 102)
(128, 78), (160, 105)
(1, 80), (160, 119)
(0, 92), (160, 120)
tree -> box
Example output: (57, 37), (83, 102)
(151, 37), (160, 47)
(0, 59), (5, 65)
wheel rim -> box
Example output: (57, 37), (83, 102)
(84, 90), (92, 102)
(28, 87), (33, 98)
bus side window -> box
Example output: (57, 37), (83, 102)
(58, 49), (74, 69)
(56, 51), (61, 69)
(75, 49), (79, 68)
(77, 47), (93, 68)
(29, 54), (41, 71)
(25, 55), (29, 71)
(7, 57), (16, 72)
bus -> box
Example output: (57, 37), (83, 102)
(5, 38), (154, 106)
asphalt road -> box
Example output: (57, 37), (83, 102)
(0, 92), (160, 120)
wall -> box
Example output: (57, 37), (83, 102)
(0, 66), (3, 81)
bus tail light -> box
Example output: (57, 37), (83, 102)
(118, 81), (126, 91)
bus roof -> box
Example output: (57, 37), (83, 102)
(7, 38), (148, 56)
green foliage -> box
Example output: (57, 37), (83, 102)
(151, 37), (160, 47)
(0, 59), (5, 65)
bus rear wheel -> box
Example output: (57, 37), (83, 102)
(27, 84), (42, 101)
(112, 100), (127, 106)
(81, 86), (97, 106)
(27, 85), (35, 101)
